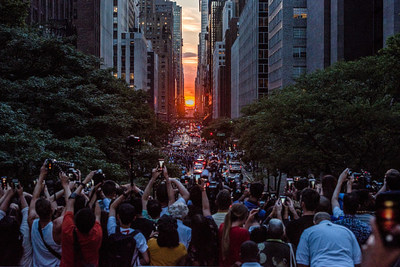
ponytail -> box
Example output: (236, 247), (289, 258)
(221, 209), (232, 259)
(221, 203), (248, 260)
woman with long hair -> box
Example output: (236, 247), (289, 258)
(187, 213), (219, 266)
(219, 203), (250, 267)
(147, 215), (187, 266)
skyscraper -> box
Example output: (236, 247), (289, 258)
(268, 0), (307, 92)
(238, 0), (268, 112)
(73, 0), (113, 69)
(195, 0), (209, 117)
(307, 0), (385, 73)
(384, 0), (400, 46)
(172, 3), (184, 117)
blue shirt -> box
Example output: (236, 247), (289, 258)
(99, 198), (112, 212)
(334, 215), (371, 245)
(177, 219), (191, 249)
(296, 220), (361, 267)
(243, 200), (266, 220)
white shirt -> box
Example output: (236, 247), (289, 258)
(31, 219), (61, 267)
(107, 216), (148, 266)
(19, 207), (33, 267)
(296, 220), (361, 267)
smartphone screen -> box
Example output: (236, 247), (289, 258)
(309, 179), (316, 189)
(376, 192), (400, 247)
(1, 177), (7, 189)
(158, 159), (165, 171)
(280, 196), (286, 203)
(287, 178), (294, 190)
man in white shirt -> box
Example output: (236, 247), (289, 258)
(296, 212), (361, 267)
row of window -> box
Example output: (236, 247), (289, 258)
(293, 8), (307, 19)
(293, 46), (306, 58)
(293, 27), (306, 39)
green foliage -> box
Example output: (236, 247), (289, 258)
(236, 34), (400, 177)
(0, 25), (168, 183)
(202, 117), (234, 140)
(0, 0), (28, 27)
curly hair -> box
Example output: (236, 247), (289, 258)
(156, 215), (179, 248)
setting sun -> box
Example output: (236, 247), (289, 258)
(185, 96), (195, 107)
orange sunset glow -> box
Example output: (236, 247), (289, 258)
(176, 0), (201, 99)
(185, 96), (195, 107)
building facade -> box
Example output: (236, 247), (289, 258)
(172, 3), (184, 116)
(231, 37), (240, 118)
(238, 0), (268, 112)
(73, 0), (113, 69)
(384, 0), (400, 46)
(195, 0), (210, 117)
(268, 0), (307, 92)
(307, 0), (386, 73)
(212, 42), (226, 118)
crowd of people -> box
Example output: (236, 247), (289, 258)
(1, 158), (400, 267)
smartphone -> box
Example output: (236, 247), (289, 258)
(376, 192), (400, 247)
(280, 195), (287, 204)
(287, 178), (294, 190)
(158, 159), (165, 171)
(309, 179), (316, 189)
(1, 177), (7, 190)
(12, 179), (19, 189)
(194, 174), (200, 184)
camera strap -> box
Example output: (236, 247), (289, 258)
(37, 221), (61, 260)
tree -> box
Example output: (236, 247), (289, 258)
(0, 0), (28, 27)
(0, 25), (168, 183)
(236, 34), (400, 178)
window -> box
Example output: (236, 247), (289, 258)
(114, 7), (118, 13)
(293, 8), (307, 19)
(293, 46), (306, 58)
(293, 27), (306, 39)
(293, 66), (306, 78)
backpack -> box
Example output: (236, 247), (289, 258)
(108, 226), (140, 267)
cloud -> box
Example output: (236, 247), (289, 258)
(183, 52), (197, 58)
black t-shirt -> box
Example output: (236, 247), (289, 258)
(258, 240), (291, 267)
(131, 217), (155, 240)
(285, 215), (315, 248)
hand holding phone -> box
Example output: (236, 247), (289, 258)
(376, 192), (400, 247)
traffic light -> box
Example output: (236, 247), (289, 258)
(210, 132), (213, 136)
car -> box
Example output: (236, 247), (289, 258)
(229, 162), (242, 173)
(193, 163), (204, 174)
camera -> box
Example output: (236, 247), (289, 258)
(46, 159), (75, 174)
(66, 168), (78, 181)
(93, 169), (105, 185)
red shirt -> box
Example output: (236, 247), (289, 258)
(218, 223), (250, 267)
(61, 211), (102, 267)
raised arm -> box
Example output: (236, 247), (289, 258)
(65, 171), (95, 213)
(164, 168), (176, 206)
(109, 189), (131, 218)
(200, 179), (211, 217)
(29, 161), (48, 226)
(332, 168), (349, 212)
(0, 188), (15, 213)
(17, 184), (28, 210)
(171, 178), (190, 203)
(142, 168), (159, 209)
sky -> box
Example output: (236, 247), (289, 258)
(175, 0), (201, 98)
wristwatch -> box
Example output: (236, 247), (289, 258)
(69, 192), (77, 199)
